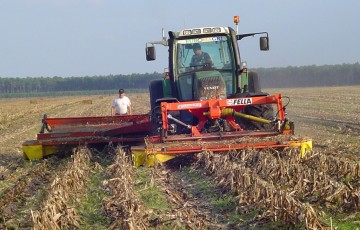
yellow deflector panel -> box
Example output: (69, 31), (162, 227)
(131, 148), (175, 167)
(23, 145), (58, 160)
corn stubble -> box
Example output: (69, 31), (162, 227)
(102, 149), (221, 229)
(150, 165), (223, 229)
(24, 143), (359, 229)
(31, 147), (92, 230)
(195, 147), (360, 229)
(102, 148), (149, 230)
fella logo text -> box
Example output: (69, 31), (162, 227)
(227, 98), (253, 106)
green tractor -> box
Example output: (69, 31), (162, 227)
(146, 22), (274, 136)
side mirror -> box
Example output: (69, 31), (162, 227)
(146, 46), (156, 61)
(260, 37), (269, 51)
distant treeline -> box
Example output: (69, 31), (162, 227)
(0, 72), (163, 95)
(257, 63), (360, 88)
(0, 63), (359, 96)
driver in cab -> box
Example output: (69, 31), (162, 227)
(190, 43), (213, 69)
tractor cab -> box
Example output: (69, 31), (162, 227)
(174, 30), (235, 101)
(146, 26), (269, 105)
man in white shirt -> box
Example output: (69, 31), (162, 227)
(111, 88), (132, 115)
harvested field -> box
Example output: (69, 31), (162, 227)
(0, 86), (359, 229)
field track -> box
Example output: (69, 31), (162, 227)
(0, 86), (359, 229)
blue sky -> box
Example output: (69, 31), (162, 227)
(0, 0), (359, 77)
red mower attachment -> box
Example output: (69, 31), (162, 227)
(132, 94), (312, 166)
(23, 94), (312, 166)
(23, 114), (152, 160)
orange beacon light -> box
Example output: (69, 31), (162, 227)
(233, 16), (240, 24)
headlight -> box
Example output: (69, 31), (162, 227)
(191, 29), (201, 34)
(212, 27), (222, 33)
(183, 30), (191, 36)
(203, 28), (212, 33)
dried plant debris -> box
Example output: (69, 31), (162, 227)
(102, 147), (149, 230)
(194, 148), (360, 229)
(0, 160), (57, 229)
(31, 147), (92, 230)
(150, 165), (224, 229)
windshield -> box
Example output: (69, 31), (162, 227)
(175, 36), (233, 73)
(175, 35), (235, 101)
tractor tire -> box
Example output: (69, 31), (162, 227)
(248, 71), (261, 93)
(149, 80), (164, 135)
(149, 79), (163, 111)
(239, 104), (275, 130)
(236, 72), (274, 130)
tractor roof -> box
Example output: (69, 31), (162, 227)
(176, 27), (230, 38)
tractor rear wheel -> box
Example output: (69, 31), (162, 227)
(238, 72), (275, 130)
(240, 105), (275, 130)
(248, 71), (261, 93)
(149, 80), (164, 134)
(149, 79), (163, 111)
